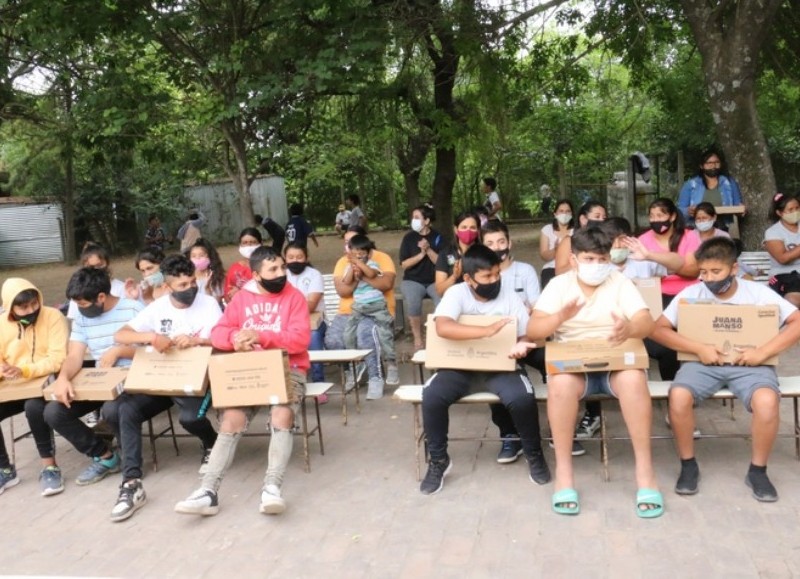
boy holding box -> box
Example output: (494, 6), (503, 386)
(529, 227), (661, 517)
(651, 237), (800, 502)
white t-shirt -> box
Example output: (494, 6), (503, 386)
(501, 260), (540, 308)
(67, 278), (125, 320)
(619, 259), (667, 279)
(434, 278), (529, 338)
(127, 292), (222, 339)
(287, 265), (325, 314)
(540, 224), (572, 269)
(534, 270), (648, 342)
(662, 278), (796, 328)
(764, 221), (800, 275)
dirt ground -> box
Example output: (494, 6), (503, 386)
(3, 224), (545, 308)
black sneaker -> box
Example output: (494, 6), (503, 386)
(548, 440), (587, 456)
(675, 461), (700, 495)
(745, 469), (778, 502)
(496, 438), (523, 464)
(526, 451), (552, 485)
(110, 479), (147, 522)
(420, 457), (452, 495)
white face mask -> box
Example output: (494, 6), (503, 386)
(556, 213), (572, 225)
(609, 248), (629, 264)
(695, 220), (714, 232)
(239, 245), (258, 259)
(782, 211), (800, 225)
(411, 218), (424, 232)
(577, 262), (614, 286)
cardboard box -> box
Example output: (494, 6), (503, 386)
(208, 349), (290, 408)
(633, 277), (663, 320)
(0, 374), (54, 403)
(43, 367), (128, 401)
(309, 312), (323, 330)
(425, 314), (517, 372)
(714, 205), (746, 215)
(124, 346), (212, 397)
(676, 302), (780, 364)
(546, 339), (649, 374)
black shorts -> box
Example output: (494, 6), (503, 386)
(768, 271), (800, 296)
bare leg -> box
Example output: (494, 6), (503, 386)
(750, 388), (780, 466)
(611, 370), (658, 490)
(547, 373), (583, 497)
(409, 316), (424, 349)
(668, 386), (696, 460)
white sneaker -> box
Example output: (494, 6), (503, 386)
(366, 377), (384, 400)
(259, 484), (286, 515)
(385, 364), (400, 386)
(175, 488), (219, 516)
(110, 479), (147, 522)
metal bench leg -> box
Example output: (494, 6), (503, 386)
(340, 364), (348, 426)
(147, 419), (158, 472)
(600, 402), (609, 482)
(413, 402), (422, 481)
(300, 395), (311, 473)
(9, 418), (15, 465)
(795, 398), (799, 461)
(352, 361), (361, 414)
(167, 409), (179, 457)
(315, 397), (324, 456)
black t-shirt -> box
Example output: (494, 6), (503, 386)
(435, 242), (464, 283)
(261, 218), (286, 249)
(285, 216), (313, 247)
(400, 229), (443, 285)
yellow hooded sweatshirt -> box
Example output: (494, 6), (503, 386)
(0, 278), (68, 380)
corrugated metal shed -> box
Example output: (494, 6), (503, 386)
(0, 202), (65, 267)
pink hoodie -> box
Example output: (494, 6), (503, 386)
(211, 281), (311, 371)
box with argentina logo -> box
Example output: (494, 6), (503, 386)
(125, 346), (212, 397)
(545, 338), (649, 374)
(676, 300), (780, 364)
(43, 367), (128, 401)
(425, 315), (517, 372)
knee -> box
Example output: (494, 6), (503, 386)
(750, 389), (779, 419)
(24, 398), (45, 421)
(43, 401), (65, 427)
(219, 410), (247, 433)
(669, 387), (694, 412)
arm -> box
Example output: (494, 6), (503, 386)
(764, 239), (800, 265)
(650, 315), (724, 364)
(435, 259), (461, 297)
(115, 325), (173, 353)
(539, 229), (556, 262)
(736, 310), (800, 366)
(435, 316), (512, 340)
(624, 237), (684, 274)
(49, 341), (88, 408)
(527, 298), (584, 341)
(258, 292), (311, 355)
(554, 237), (572, 275)
(210, 300), (242, 351)
(306, 292), (322, 313)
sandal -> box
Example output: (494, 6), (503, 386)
(636, 488), (664, 519)
(552, 488), (580, 515)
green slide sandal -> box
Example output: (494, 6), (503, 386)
(552, 488), (580, 515)
(636, 488), (664, 519)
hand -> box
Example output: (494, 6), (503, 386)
(558, 298), (584, 324)
(509, 341), (537, 359)
(98, 347), (120, 368)
(233, 330), (259, 352)
(124, 278), (140, 300)
(484, 317), (513, 338)
(151, 334), (172, 353)
(607, 312), (631, 346)
(140, 282), (154, 302)
(733, 347), (768, 367)
(452, 259), (463, 280)
(697, 344), (725, 365)
(53, 378), (75, 408)
(622, 236), (649, 261)
(172, 334), (196, 349)
(0, 364), (22, 380)
(418, 239), (430, 252)
(556, 229), (570, 240)
(688, 205), (697, 217)
(227, 287), (239, 302)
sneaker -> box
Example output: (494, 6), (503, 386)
(76, 451), (121, 486)
(344, 363), (367, 391)
(496, 438), (523, 464)
(39, 466), (65, 497)
(385, 363), (400, 386)
(110, 479), (147, 522)
(420, 456), (452, 495)
(665, 413), (702, 438)
(82, 410), (100, 427)
(260, 484), (286, 515)
(175, 488), (219, 516)
(198, 447), (213, 475)
(575, 412), (601, 439)
(0, 466), (20, 495)
(366, 377), (384, 400)
(548, 440), (587, 456)
(526, 451), (552, 485)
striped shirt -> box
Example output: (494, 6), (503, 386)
(69, 298), (144, 366)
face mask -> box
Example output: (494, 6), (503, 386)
(13, 309), (40, 326)
(577, 263), (614, 286)
(695, 220), (714, 233)
(239, 245), (259, 259)
(191, 257), (210, 271)
(411, 218), (424, 232)
(286, 262), (307, 275)
(259, 275), (287, 294)
(703, 168), (721, 178)
(609, 248), (629, 264)
(144, 271), (164, 287)
(471, 278), (501, 300)
(493, 249), (510, 262)
(704, 275), (734, 296)
(456, 229), (479, 245)
(649, 220), (671, 235)
(782, 211), (800, 225)
(171, 286), (198, 306)
(556, 213), (572, 225)
(78, 301), (105, 319)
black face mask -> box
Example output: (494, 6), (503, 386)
(586, 219), (604, 228)
(649, 220), (671, 235)
(78, 302), (105, 319)
(703, 168), (721, 178)
(171, 286), (198, 306)
(472, 278), (501, 301)
(286, 262), (307, 275)
(494, 249), (510, 262)
(259, 275), (287, 294)
(704, 275), (734, 296)
(13, 309), (40, 326)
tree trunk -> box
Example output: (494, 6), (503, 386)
(680, 0), (782, 250)
(432, 146), (457, 245)
(61, 78), (76, 264)
(220, 121), (255, 228)
(397, 130), (431, 213)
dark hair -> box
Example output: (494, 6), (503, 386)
(253, 214), (264, 226)
(239, 227), (263, 243)
(454, 210), (479, 228)
(148, 213), (159, 222)
(160, 254), (195, 278)
(472, 205), (489, 217)
(80, 242), (111, 267)
(571, 226), (612, 255)
(697, 148), (723, 185)
(135, 246), (165, 270)
(289, 203), (303, 216)
(769, 192), (795, 223)
(695, 237), (737, 266)
(347, 194), (361, 206)
(551, 199), (575, 230)
(346, 224), (367, 236)
(462, 244), (500, 277)
(414, 203), (436, 223)
(482, 177), (497, 190)
(578, 200), (607, 227)
(12, 288), (39, 308)
(347, 234), (375, 253)
(732, 238), (745, 258)
(284, 242), (309, 259)
(66, 268), (111, 302)
(648, 197), (686, 252)
(249, 245), (282, 271)
(480, 220), (510, 242)
(187, 238), (225, 294)
(601, 217), (632, 239)
(188, 212), (199, 221)
(694, 202), (717, 219)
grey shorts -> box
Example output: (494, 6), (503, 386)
(400, 280), (441, 316)
(671, 362), (780, 412)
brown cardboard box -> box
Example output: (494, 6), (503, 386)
(208, 349), (290, 408)
(633, 277), (663, 320)
(124, 346), (212, 397)
(546, 338), (649, 374)
(43, 367), (127, 401)
(0, 374), (54, 402)
(676, 302), (780, 364)
(425, 314), (517, 372)
(309, 312), (323, 330)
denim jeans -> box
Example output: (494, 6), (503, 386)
(0, 399), (55, 467)
(309, 321), (327, 382)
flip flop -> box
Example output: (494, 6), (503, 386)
(552, 488), (580, 515)
(636, 488), (664, 519)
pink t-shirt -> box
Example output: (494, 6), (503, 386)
(638, 229), (700, 296)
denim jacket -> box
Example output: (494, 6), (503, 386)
(677, 175), (742, 222)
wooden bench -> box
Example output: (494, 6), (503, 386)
(739, 251), (771, 283)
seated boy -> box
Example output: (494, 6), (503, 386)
(529, 227), (661, 517)
(341, 234), (396, 399)
(651, 237), (800, 502)
(174, 246), (310, 516)
(420, 244), (550, 495)
(0, 279), (67, 496)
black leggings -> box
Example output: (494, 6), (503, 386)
(0, 399), (55, 468)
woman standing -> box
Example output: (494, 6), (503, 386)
(399, 204), (443, 351)
(678, 149), (743, 226)
(539, 199), (574, 288)
(434, 210), (480, 297)
(764, 193), (800, 307)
